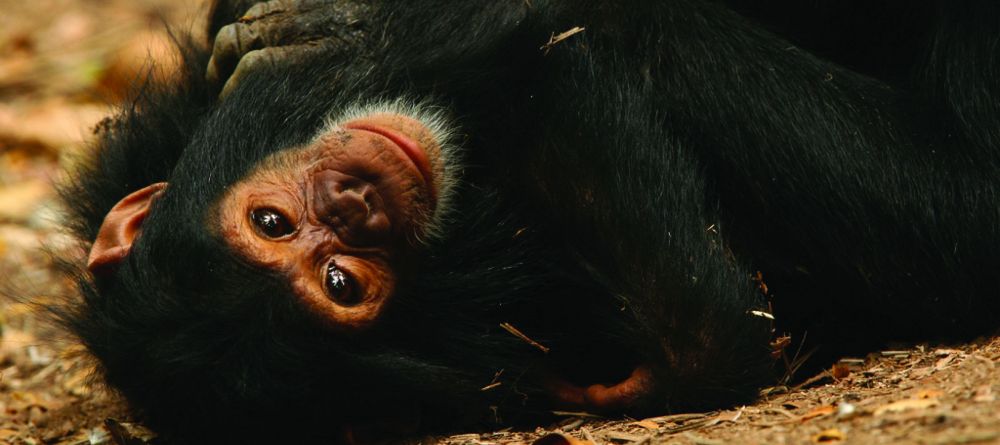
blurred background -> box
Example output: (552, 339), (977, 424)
(0, 1), (199, 442)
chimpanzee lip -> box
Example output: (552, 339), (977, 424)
(342, 121), (434, 195)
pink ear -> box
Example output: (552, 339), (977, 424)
(87, 182), (168, 275)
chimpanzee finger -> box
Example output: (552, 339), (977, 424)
(219, 42), (334, 98)
(207, 0), (311, 86)
(206, 22), (264, 86)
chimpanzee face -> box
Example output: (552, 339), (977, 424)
(215, 110), (454, 330)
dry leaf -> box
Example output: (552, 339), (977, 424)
(933, 348), (961, 356)
(873, 398), (939, 416)
(709, 408), (744, 425)
(908, 366), (934, 380)
(973, 385), (995, 403)
(934, 354), (956, 370)
(603, 431), (647, 442)
(770, 335), (792, 358)
(633, 420), (660, 430)
(684, 432), (725, 445)
(915, 389), (943, 399)
(0, 100), (108, 151)
(801, 405), (836, 421)
(831, 363), (851, 380)
(0, 429), (19, 440)
(812, 428), (845, 442)
(532, 433), (593, 445)
(0, 180), (49, 222)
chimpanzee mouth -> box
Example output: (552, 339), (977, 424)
(342, 121), (434, 192)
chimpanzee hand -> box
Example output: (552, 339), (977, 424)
(206, 0), (368, 97)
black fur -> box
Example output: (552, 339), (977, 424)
(58, 0), (999, 442)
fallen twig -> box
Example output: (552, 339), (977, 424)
(540, 27), (585, 53)
(500, 322), (550, 353)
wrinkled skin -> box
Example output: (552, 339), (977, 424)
(216, 113), (443, 331)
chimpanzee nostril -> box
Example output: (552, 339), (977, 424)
(312, 170), (392, 246)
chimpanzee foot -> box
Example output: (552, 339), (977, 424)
(214, 44), (329, 97)
(339, 401), (421, 445)
(206, 0), (368, 96)
(547, 365), (656, 412)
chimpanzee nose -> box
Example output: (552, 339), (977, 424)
(312, 170), (392, 246)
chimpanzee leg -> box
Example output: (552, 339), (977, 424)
(503, 0), (1000, 384)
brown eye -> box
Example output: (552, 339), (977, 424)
(326, 263), (361, 306)
(250, 208), (295, 238)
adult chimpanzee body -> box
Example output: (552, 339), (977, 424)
(59, 0), (1000, 442)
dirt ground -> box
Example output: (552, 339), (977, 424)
(1, 1), (998, 444)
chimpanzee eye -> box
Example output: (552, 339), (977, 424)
(325, 263), (361, 306)
(250, 208), (295, 238)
